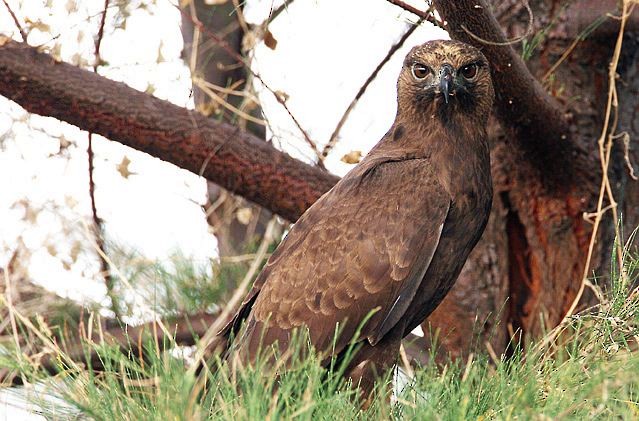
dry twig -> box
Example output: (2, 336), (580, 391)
(87, 0), (119, 316)
(178, 5), (325, 168)
(536, 0), (636, 355)
(1, 0), (26, 41)
(188, 217), (279, 376)
(322, 17), (423, 159)
(385, 0), (442, 28)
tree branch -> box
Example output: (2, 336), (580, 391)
(0, 38), (338, 222)
(5, 310), (431, 385)
(432, 0), (575, 180)
(385, 0), (442, 28)
(3, 311), (224, 384)
(322, 18), (422, 159)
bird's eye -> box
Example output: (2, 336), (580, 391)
(460, 63), (478, 80)
(411, 63), (430, 79)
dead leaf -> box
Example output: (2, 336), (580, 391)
(27, 20), (50, 34)
(275, 91), (289, 103)
(23, 205), (39, 224)
(65, 195), (78, 208)
(117, 156), (136, 179)
(59, 135), (71, 150)
(46, 244), (57, 257)
(236, 207), (253, 225)
(69, 241), (81, 263)
(242, 31), (258, 51)
(264, 30), (278, 50)
(197, 101), (219, 117)
(341, 150), (362, 164)
(204, 0), (229, 4)
(65, 0), (77, 14)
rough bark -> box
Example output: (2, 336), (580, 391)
(424, 0), (639, 358)
(0, 38), (337, 222)
(180, 0), (277, 259)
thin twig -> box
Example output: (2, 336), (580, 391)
(195, 78), (248, 97)
(193, 76), (267, 126)
(385, 0), (442, 28)
(567, 1), (633, 319)
(186, 0), (201, 78)
(322, 18), (422, 158)
(460, 0), (534, 46)
(177, 4), (325, 168)
(88, 0), (120, 316)
(263, 0), (296, 26)
(188, 216), (279, 376)
(619, 131), (638, 180)
(542, 15), (608, 81)
(535, 0), (635, 355)
(231, 0), (250, 36)
(1, 0), (27, 42)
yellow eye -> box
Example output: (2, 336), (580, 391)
(412, 63), (430, 79)
(460, 63), (478, 80)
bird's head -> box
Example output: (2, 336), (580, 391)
(397, 40), (494, 124)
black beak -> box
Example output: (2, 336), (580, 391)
(439, 64), (454, 104)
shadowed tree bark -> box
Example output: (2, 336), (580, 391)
(422, 0), (639, 359)
(180, 0), (281, 259)
(1, 0), (638, 363)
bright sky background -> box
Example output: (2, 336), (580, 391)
(0, 0), (446, 418)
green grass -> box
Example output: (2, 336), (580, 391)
(2, 252), (639, 419)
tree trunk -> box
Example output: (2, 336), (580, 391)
(424, 0), (639, 359)
(180, 0), (279, 259)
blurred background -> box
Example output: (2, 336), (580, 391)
(0, 1), (444, 417)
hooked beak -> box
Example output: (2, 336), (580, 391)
(439, 64), (454, 104)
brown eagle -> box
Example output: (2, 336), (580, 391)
(221, 39), (494, 395)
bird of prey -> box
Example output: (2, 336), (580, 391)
(220, 39), (494, 397)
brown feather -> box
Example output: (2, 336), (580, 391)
(220, 40), (495, 389)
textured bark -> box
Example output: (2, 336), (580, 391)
(0, 39), (337, 222)
(180, 0), (276, 259)
(433, 0), (576, 184)
(425, 0), (639, 358)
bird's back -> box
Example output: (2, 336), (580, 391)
(221, 39), (495, 375)
(229, 140), (452, 361)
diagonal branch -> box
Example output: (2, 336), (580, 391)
(432, 0), (575, 180)
(322, 17), (423, 159)
(0, 38), (338, 222)
(385, 0), (442, 28)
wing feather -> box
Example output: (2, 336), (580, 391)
(224, 155), (450, 359)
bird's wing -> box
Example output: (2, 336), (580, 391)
(223, 156), (450, 358)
